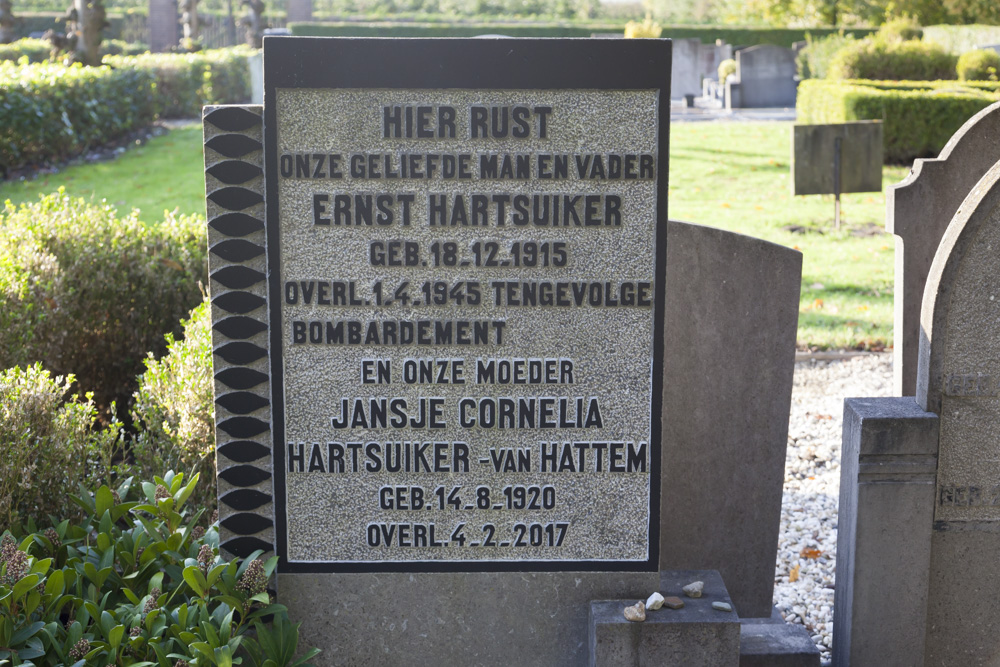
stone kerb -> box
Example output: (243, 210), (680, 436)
(886, 100), (1000, 397)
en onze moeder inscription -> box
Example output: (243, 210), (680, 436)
(276, 89), (660, 566)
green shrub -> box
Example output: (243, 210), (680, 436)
(828, 39), (958, 81)
(106, 46), (254, 118)
(0, 471), (321, 665)
(132, 299), (216, 512)
(0, 193), (207, 416)
(100, 38), (149, 56)
(797, 79), (1000, 162)
(0, 60), (156, 173)
(0, 364), (118, 528)
(0, 38), (51, 63)
(957, 48), (1000, 81)
(796, 32), (856, 80)
(0, 38), (144, 64)
(289, 21), (876, 47)
(876, 17), (923, 43)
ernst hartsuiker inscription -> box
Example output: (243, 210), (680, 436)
(264, 38), (670, 572)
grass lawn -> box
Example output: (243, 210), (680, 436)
(0, 122), (206, 220)
(670, 122), (908, 350)
(0, 119), (908, 350)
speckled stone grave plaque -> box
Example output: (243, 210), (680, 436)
(919, 163), (1000, 523)
(263, 37), (670, 572)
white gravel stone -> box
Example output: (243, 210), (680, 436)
(774, 354), (893, 666)
(646, 592), (665, 610)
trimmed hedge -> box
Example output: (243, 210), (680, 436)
(1, 47), (251, 173)
(958, 49), (1000, 81)
(0, 37), (149, 63)
(12, 11), (129, 40)
(0, 38), (51, 63)
(0, 193), (207, 415)
(828, 39), (958, 80)
(0, 60), (157, 173)
(797, 79), (1000, 162)
(106, 46), (253, 117)
(289, 20), (876, 47)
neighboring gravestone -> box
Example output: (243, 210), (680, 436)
(885, 100), (1000, 397)
(670, 38), (732, 101)
(835, 161), (1000, 665)
(672, 38), (705, 101)
(204, 36), (806, 664)
(285, 0), (311, 22)
(726, 45), (797, 109)
(148, 0), (178, 52)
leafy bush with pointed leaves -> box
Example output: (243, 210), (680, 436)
(0, 471), (320, 666)
(131, 299), (217, 514)
(0, 363), (117, 528)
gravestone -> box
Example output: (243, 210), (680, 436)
(726, 45), (797, 109)
(204, 36), (806, 664)
(835, 161), (1000, 665)
(285, 0), (311, 22)
(885, 100), (1000, 396)
(148, 0), (178, 52)
(671, 38), (732, 101)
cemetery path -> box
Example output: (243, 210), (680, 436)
(778, 353), (892, 665)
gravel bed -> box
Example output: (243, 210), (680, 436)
(775, 354), (893, 665)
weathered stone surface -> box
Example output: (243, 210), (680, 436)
(624, 601), (646, 622)
(148, 0), (178, 52)
(590, 571), (740, 667)
(917, 161), (1000, 499)
(661, 221), (801, 618)
(740, 618), (821, 667)
(833, 397), (938, 667)
(671, 38), (732, 100)
(886, 101), (1000, 396)
(726, 45), (797, 109)
(914, 160), (1000, 663)
(280, 571), (658, 666)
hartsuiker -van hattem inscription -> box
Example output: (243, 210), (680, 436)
(264, 38), (671, 572)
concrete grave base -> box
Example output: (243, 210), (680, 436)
(590, 570), (739, 667)
(740, 611), (821, 667)
(279, 570), (659, 666)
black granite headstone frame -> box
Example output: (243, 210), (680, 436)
(262, 37), (671, 574)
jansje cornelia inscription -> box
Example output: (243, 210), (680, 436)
(264, 38), (670, 572)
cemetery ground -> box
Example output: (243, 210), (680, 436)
(0, 119), (907, 351)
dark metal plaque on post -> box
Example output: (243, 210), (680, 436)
(792, 121), (883, 196)
(263, 37), (671, 573)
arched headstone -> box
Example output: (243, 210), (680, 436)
(886, 101), (1000, 396)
